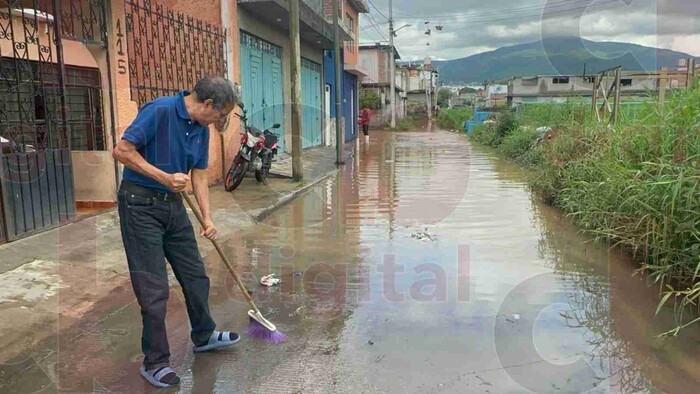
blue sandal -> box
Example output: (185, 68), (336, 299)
(193, 330), (240, 352)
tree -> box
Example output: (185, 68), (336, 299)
(360, 90), (381, 110)
(437, 88), (453, 107)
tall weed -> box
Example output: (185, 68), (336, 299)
(469, 88), (700, 333)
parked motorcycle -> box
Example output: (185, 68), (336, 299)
(224, 103), (281, 191)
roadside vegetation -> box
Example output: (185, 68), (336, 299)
(470, 88), (700, 334)
(387, 115), (424, 131)
(437, 107), (473, 130)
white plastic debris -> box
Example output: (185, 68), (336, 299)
(410, 227), (436, 242)
(513, 314), (521, 320)
(260, 273), (281, 287)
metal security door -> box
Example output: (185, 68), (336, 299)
(262, 51), (285, 151)
(343, 72), (357, 141)
(301, 58), (322, 148)
(240, 31), (284, 151)
(249, 49), (263, 129)
(0, 0), (108, 242)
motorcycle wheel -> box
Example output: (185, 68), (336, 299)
(225, 159), (248, 191)
(255, 154), (271, 184)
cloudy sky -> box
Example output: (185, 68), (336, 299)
(358, 0), (700, 61)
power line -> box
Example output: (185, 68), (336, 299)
(367, 0), (390, 22)
(365, 13), (389, 41)
(359, 25), (388, 45)
(375, 0), (621, 24)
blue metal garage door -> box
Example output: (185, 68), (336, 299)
(240, 31), (285, 151)
(301, 58), (322, 148)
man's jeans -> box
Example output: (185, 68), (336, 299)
(117, 183), (215, 370)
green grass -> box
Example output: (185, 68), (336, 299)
(437, 108), (473, 130)
(387, 115), (424, 131)
(470, 88), (700, 334)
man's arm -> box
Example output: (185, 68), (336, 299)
(113, 140), (189, 192)
(191, 168), (217, 240)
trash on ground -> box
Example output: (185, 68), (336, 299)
(368, 340), (375, 345)
(294, 271), (304, 277)
(410, 227), (437, 242)
(260, 273), (281, 287)
(293, 305), (306, 316)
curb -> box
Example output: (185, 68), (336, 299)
(249, 167), (341, 222)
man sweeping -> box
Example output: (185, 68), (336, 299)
(113, 76), (239, 388)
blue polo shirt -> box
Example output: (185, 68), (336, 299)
(121, 90), (210, 193)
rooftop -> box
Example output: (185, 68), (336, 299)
(358, 43), (401, 60)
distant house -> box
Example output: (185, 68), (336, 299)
(485, 85), (508, 108)
(401, 62), (438, 114)
(507, 72), (677, 105)
(359, 43), (405, 126)
(457, 88), (477, 104)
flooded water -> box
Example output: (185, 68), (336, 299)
(7, 130), (697, 394)
(174, 130), (699, 393)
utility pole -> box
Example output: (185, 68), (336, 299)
(290, 0), (303, 181)
(389, 0), (396, 128)
(333, 0), (344, 164)
(686, 58), (695, 89)
(612, 67), (622, 125)
(424, 69), (430, 119)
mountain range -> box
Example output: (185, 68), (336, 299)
(418, 37), (698, 84)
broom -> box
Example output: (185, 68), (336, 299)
(181, 192), (286, 344)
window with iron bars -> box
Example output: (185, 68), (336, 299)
(0, 58), (104, 152)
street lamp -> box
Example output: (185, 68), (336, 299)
(393, 24), (411, 37)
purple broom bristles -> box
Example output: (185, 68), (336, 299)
(246, 317), (287, 344)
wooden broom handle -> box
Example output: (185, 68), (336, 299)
(181, 192), (260, 313)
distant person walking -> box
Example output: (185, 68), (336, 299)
(359, 106), (372, 142)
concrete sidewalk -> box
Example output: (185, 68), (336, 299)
(0, 144), (352, 379)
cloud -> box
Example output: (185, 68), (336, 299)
(360, 0), (700, 60)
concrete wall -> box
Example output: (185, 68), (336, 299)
(238, 7), (324, 153)
(72, 152), (117, 202)
(360, 49), (380, 83)
(361, 86), (404, 127)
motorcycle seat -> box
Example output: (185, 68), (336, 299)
(263, 130), (279, 148)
